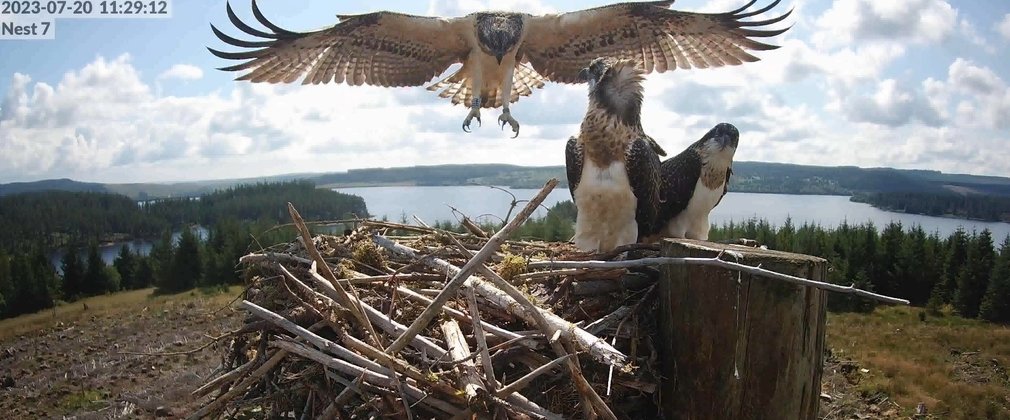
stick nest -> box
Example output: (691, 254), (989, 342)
(196, 218), (664, 419)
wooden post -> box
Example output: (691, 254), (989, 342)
(658, 239), (828, 420)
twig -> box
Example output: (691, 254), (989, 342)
(465, 287), (497, 390)
(287, 204), (379, 340)
(390, 285), (538, 348)
(440, 320), (484, 406)
(527, 257), (910, 305)
(240, 300), (391, 376)
(186, 350), (288, 420)
(304, 270), (447, 356)
(273, 340), (462, 417)
(497, 353), (574, 397)
(437, 229), (617, 420)
(118, 331), (232, 356)
(373, 236), (628, 369)
(383, 179), (559, 355)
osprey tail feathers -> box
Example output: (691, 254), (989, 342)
(425, 62), (546, 108)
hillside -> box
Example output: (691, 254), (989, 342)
(5, 162), (1009, 199)
(4, 162), (1010, 221)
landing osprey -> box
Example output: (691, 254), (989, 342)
(209, 0), (791, 137)
(653, 123), (739, 241)
(566, 58), (661, 252)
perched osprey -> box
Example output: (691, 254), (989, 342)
(566, 58), (661, 252)
(209, 0), (790, 137)
(652, 123), (739, 241)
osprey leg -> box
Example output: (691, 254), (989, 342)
(462, 61), (483, 132)
(498, 65), (520, 138)
(463, 98), (482, 132)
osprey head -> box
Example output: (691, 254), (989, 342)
(696, 123), (740, 161)
(581, 57), (645, 126)
(475, 13), (524, 64)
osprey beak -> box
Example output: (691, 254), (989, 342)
(495, 53), (504, 65)
(578, 68), (590, 83)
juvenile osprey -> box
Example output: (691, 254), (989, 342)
(566, 58), (661, 252)
(209, 0), (790, 137)
(652, 123), (739, 241)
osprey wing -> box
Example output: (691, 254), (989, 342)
(565, 137), (584, 202)
(522, 0), (791, 83)
(627, 137), (662, 239)
(657, 148), (703, 225)
(209, 0), (469, 86)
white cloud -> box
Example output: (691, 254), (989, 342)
(813, 0), (957, 48)
(998, 13), (1010, 41)
(841, 79), (943, 127)
(158, 64), (204, 81)
(959, 19), (995, 54)
(0, 54), (583, 183)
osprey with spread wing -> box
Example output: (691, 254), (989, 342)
(210, 0), (790, 137)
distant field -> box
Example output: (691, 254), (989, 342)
(0, 287), (243, 418)
(824, 306), (1010, 419)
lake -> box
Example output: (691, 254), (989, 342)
(335, 186), (1010, 240)
(48, 227), (208, 274)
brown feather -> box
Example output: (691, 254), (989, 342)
(211, 5), (469, 87)
(522, 1), (791, 83)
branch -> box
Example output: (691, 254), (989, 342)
(374, 235), (628, 369)
(383, 179), (559, 355)
(527, 256), (910, 305)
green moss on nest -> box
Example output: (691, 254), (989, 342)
(352, 242), (386, 270)
(498, 252), (528, 282)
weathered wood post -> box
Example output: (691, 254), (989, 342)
(658, 239), (828, 420)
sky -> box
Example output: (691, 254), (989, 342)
(1, 0), (1009, 184)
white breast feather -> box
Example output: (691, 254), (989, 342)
(573, 160), (638, 252)
(664, 178), (724, 240)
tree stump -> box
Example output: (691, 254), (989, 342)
(658, 239), (828, 420)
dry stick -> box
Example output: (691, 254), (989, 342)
(465, 287), (498, 390)
(497, 353), (575, 397)
(278, 259), (438, 418)
(445, 333), (546, 367)
(527, 257), (910, 305)
(191, 358), (255, 398)
(384, 179), (559, 356)
(305, 270), (447, 356)
(339, 333), (460, 399)
(391, 285), (539, 349)
(240, 300), (391, 376)
(186, 350), (288, 420)
(447, 243), (618, 420)
(440, 320), (484, 403)
(373, 236), (628, 369)
(287, 205), (380, 338)
(272, 340), (462, 417)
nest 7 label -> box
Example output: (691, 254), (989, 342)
(0, 16), (54, 39)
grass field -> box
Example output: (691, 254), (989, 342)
(0, 287), (243, 418)
(825, 306), (1010, 419)
(0, 287), (240, 342)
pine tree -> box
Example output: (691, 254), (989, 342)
(149, 231), (174, 291)
(876, 222), (904, 297)
(0, 251), (11, 317)
(937, 228), (969, 305)
(980, 236), (1010, 323)
(60, 246), (85, 300)
(954, 230), (995, 318)
(898, 226), (930, 305)
(113, 245), (136, 290)
(83, 243), (109, 296)
(162, 228), (201, 293)
(135, 257), (154, 289)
